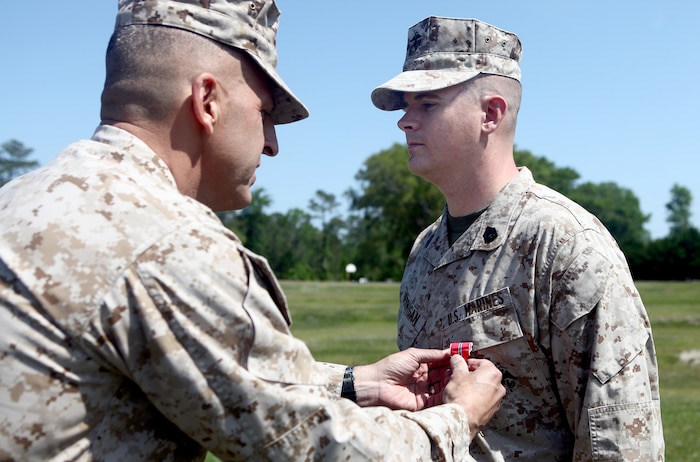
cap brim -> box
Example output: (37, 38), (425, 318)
(371, 70), (481, 111)
(248, 52), (309, 125)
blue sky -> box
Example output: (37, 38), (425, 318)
(2, 1), (698, 238)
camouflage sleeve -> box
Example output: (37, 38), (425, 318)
(549, 238), (664, 461)
(94, 222), (475, 461)
(314, 361), (347, 395)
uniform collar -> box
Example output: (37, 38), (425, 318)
(91, 124), (179, 190)
(423, 167), (536, 268)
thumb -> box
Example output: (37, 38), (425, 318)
(450, 354), (470, 375)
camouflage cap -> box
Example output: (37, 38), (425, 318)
(116, 0), (309, 124)
(372, 17), (522, 111)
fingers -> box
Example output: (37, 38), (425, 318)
(404, 347), (452, 367)
(466, 358), (489, 370)
(467, 359), (504, 385)
(440, 357), (506, 439)
(426, 355), (469, 404)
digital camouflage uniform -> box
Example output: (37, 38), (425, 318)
(398, 167), (665, 461)
(0, 125), (477, 461)
(372, 17), (665, 460)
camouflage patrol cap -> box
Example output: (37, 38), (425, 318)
(372, 17), (522, 111)
(116, 0), (308, 124)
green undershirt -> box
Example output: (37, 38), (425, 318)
(446, 208), (487, 247)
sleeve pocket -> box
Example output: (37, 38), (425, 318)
(589, 401), (663, 461)
(551, 247), (613, 331)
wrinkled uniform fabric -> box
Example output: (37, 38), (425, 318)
(0, 125), (473, 461)
(398, 168), (664, 461)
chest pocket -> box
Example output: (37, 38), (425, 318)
(441, 288), (522, 349)
(441, 287), (559, 434)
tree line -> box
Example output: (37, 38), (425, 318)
(3, 139), (698, 281)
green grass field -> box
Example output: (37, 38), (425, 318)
(208, 280), (700, 461)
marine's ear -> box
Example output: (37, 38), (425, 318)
(191, 73), (221, 135)
(481, 94), (507, 135)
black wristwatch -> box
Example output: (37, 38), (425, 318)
(340, 366), (357, 402)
